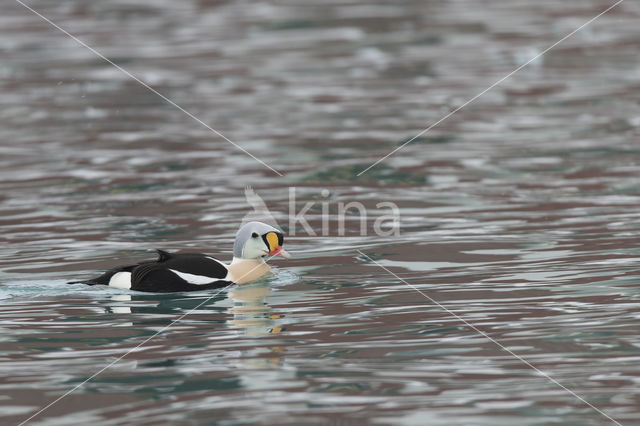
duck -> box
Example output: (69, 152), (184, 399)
(68, 222), (290, 293)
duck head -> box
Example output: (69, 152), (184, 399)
(233, 221), (291, 260)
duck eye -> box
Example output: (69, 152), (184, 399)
(251, 232), (259, 238)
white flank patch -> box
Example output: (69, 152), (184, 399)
(109, 272), (132, 289)
(170, 269), (215, 285)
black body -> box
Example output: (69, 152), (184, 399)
(69, 250), (233, 293)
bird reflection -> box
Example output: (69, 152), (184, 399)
(227, 280), (289, 377)
(108, 294), (133, 314)
(102, 281), (286, 341)
(227, 280), (284, 337)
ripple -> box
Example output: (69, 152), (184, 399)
(2, 0), (640, 425)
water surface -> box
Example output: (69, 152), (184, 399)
(1, 0), (640, 425)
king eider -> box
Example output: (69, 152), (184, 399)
(69, 222), (290, 293)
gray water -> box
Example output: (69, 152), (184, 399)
(1, 0), (640, 425)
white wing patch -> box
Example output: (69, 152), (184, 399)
(109, 272), (132, 289)
(170, 269), (219, 285)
